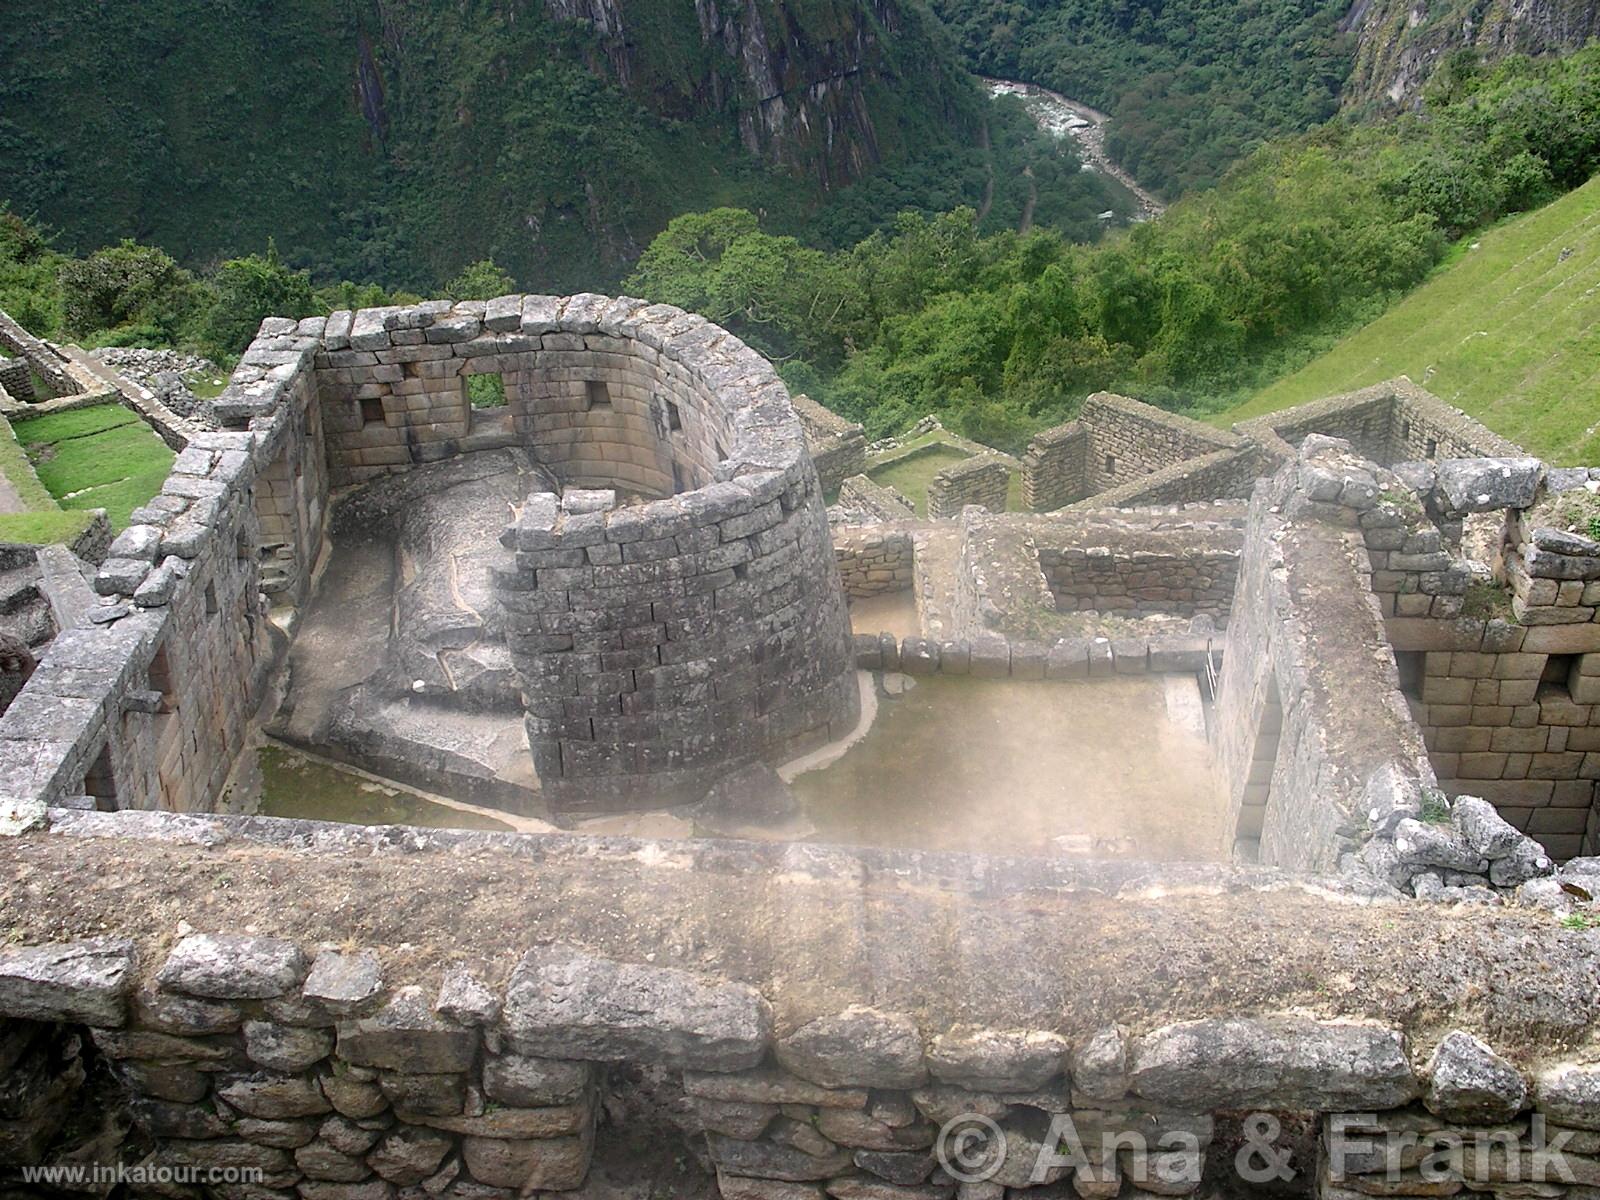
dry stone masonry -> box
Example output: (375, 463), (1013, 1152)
(4, 295), (1600, 1199)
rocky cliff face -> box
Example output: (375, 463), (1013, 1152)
(1345, 0), (1600, 107)
(545, 0), (969, 188)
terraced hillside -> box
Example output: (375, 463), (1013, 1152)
(1228, 176), (1600, 464)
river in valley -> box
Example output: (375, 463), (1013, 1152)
(984, 77), (1165, 220)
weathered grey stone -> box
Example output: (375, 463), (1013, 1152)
(1534, 527), (1600, 557)
(481, 1054), (592, 1107)
(715, 1175), (827, 1200)
(777, 1006), (926, 1089)
(688, 1097), (780, 1139)
(1451, 796), (1528, 860)
(706, 1133), (853, 1181)
(322, 1073), (389, 1121)
(1392, 819), (1485, 873)
(337, 987), (476, 1073)
(815, 1107), (936, 1152)
(228, 1116), (318, 1149)
(689, 760), (810, 838)
(460, 1131), (592, 1190)
(298, 1182), (396, 1200)
(0, 938), (134, 1025)
(108, 525), (164, 563)
(853, 1148), (937, 1185)
(925, 1027), (1066, 1092)
(304, 950), (384, 1016)
(1424, 1031), (1527, 1123)
(320, 1114), (383, 1156)
(1064, 1027), (1131, 1107)
(243, 1020), (335, 1072)
(824, 1180), (953, 1200)
(117, 1060), (210, 1104)
(419, 1102), (590, 1139)
(132, 558), (180, 607)
(0, 797), (47, 838)
(1488, 839), (1554, 887)
(1128, 1017), (1419, 1109)
(216, 1072), (332, 1119)
(380, 1069), (466, 1116)
(502, 944), (771, 1070)
(295, 1139), (372, 1182)
(1436, 458), (1544, 513)
(435, 962), (499, 1026)
(366, 1125), (454, 1185)
(94, 557), (152, 596)
(683, 1065), (867, 1109)
(1535, 1064), (1600, 1130)
(156, 934), (308, 1000)
(129, 1096), (231, 1139)
(131, 986), (243, 1036)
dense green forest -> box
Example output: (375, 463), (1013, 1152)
(0, 0), (1119, 293)
(625, 49), (1600, 448)
(5, 34), (1600, 458)
(928, 0), (1356, 196)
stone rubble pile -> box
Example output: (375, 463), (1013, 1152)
(2, 935), (1599, 1200)
(91, 346), (224, 427)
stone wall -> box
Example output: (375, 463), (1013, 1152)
(925, 454), (1008, 518)
(951, 505), (1246, 642)
(0, 308), (80, 399)
(481, 298), (859, 810)
(833, 525), (915, 598)
(1021, 393), (1249, 512)
(1039, 544), (1238, 621)
(0, 357), (33, 402)
(1020, 420), (1086, 512)
(0, 316), (332, 820)
(5, 812), (1600, 1199)
(1213, 452), (1439, 869)
(1079, 392), (1244, 492)
(791, 394), (866, 495)
(1234, 379), (1522, 469)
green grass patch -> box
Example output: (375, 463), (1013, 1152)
(0, 415), (59, 512)
(17, 404), (174, 530)
(866, 435), (1023, 516)
(1223, 177), (1600, 463)
(467, 374), (507, 409)
(184, 369), (231, 400)
(0, 509), (99, 546)
(867, 445), (974, 517)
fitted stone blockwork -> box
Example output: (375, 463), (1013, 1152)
(476, 298), (860, 809)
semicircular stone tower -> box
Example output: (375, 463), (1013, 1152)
(483, 295), (860, 810)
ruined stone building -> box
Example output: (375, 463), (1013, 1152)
(0, 299), (1598, 1199)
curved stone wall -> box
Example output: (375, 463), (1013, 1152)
(459, 297), (862, 809)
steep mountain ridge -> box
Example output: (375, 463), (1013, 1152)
(1346, 0), (1600, 107)
(0, 0), (984, 291)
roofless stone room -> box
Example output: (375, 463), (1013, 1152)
(6, 1), (1600, 1195)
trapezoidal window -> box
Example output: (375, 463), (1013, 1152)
(360, 397), (385, 426)
(666, 398), (683, 433)
(83, 744), (118, 812)
(585, 380), (611, 410)
(467, 372), (506, 410)
(1104, 454), (1116, 475)
(1541, 654), (1580, 700)
(147, 642), (176, 715)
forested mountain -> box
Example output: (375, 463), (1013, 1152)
(0, 0), (1117, 293)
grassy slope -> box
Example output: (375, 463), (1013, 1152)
(1225, 176), (1600, 463)
(19, 406), (174, 531)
